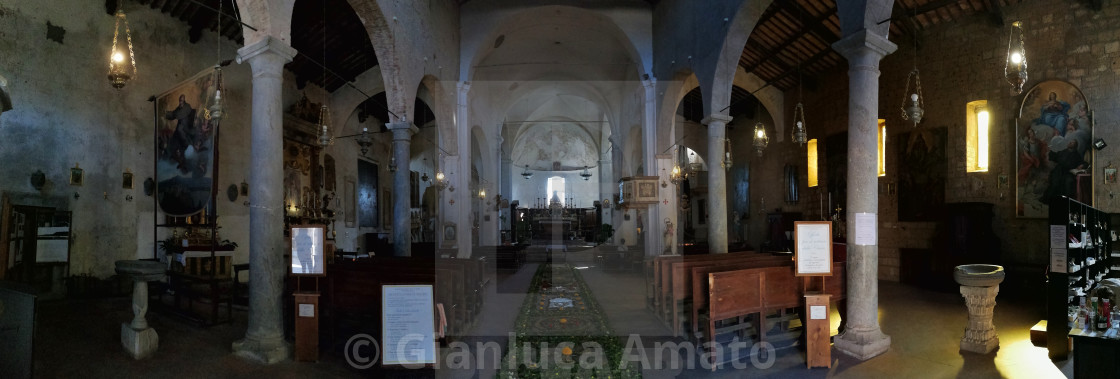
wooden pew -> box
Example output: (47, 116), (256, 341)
(649, 251), (756, 315)
(663, 253), (786, 336)
(688, 256), (793, 337)
(700, 262), (848, 367)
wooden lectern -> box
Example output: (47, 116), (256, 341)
(294, 292), (320, 362)
(794, 221), (833, 369)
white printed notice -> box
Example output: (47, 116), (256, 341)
(382, 285), (436, 366)
(1050, 225), (1066, 249)
(810, 305), (827, 320)
(795, 222), (832, 275)
(298, 303), (314, 318)
(1051, 248), (1067, 274)
(854, 213), (876, 246)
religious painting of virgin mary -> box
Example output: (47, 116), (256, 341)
(1016, 80), (1092, 218)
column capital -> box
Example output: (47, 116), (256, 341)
(236, 36), (297, 66)
(702, 114), (733, 126)
(832, 30), (898, 64)
(457, 81), (471, 93)
(387, 121), (418, 137)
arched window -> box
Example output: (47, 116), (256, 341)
(547, 176), (565, 205)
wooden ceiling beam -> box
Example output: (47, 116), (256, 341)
(743, 4), (834, 74)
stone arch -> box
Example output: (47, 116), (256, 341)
(344, 0), (410, 122)
(417, 75), (457, 156)
(656, 70), (700, 155)
(732, 67), (785, 142)
(704, 0), (770, 118)
(235, 0), (297, 45)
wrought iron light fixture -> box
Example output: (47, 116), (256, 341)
(315, 1), (334, 148)
(107, 2), (137, 89)
(478, 188), (486, 200)
(433, 171), (448, 191)
(900, 32), (924, 127)
(521, 165), (533, 180)
(356, 127), (372, 155)
(722, 138), (732, 169)
(317, 105), (334, 147)
(792, 104), (807, 146)
(753, 121), (768, 157)
(207, 67), (223, 124)
(669, 164), (684, 185)
(901, 70), (924, 126)
(1005, 21), (1028, 95)
(580, 166), (593, 181)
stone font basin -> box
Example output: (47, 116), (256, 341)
(115, 260), (167, 282)
(954, 264), (1005, 287)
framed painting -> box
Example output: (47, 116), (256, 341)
(155, 67), (221, 216)
(290, 224), (325, 276)
(69, 164), (83, 186)
(897, 128), (947, 222)
(1016, 80), (1092, 217)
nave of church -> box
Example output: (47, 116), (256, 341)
(3, 0), (1120, 378)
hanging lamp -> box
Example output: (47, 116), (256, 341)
(580, 166), (593, 181)
(107, 1), (137, 89)
(316, 1), (334, 148)
(900, 20), (924, 127)
(752, 101), (768, 156)
(205, 0), (225, 124)
(790, 6), (807, 146)
(521, 165), (533, 179)
(1005, 21), (1028, 95)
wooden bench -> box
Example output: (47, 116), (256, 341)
(662, 253), (786, 336)
(649, 251), (756, 314)
(700, 262), (848, 368)
(687, 256), (794, 337)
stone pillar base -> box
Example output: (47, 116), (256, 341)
(121, 323), (159, 359)
(233, 336), (291, 364)
(961, 336), (1000, 354)
(834, 327), (891, 360)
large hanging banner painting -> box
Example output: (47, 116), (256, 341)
(1016, 80), (1092, 218)
(155, 68), (221, 216)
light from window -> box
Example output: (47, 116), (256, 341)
(967, 100), (990, 172)
(878, 119), (886, 177)
(807, 139), (819, 187)
(547, 176), (566, 205)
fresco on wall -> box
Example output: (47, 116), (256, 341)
(1017, 80), (1092, 218)
(897, 128), (947, 221)
(155, 68), (219, 216)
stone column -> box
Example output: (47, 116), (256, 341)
(703, 114), (732, 254)
(233, 36), (296, 364)
(831, 29), (897, 360)
(389, 121), (418, 257)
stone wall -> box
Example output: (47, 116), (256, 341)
(776, 0), (1120, 282)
